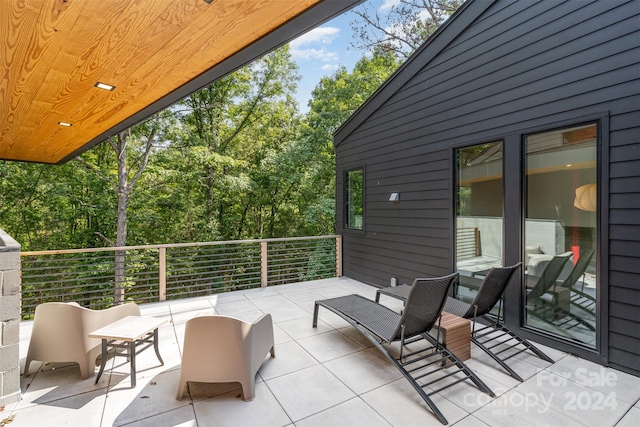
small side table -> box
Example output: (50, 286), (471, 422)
(375, 284), (411, 302)
(89, 316), (167, 387)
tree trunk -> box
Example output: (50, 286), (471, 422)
(114, 132), (129, 305)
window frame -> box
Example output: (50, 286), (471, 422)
(344, 166), (365, 232)
(521, 120), (601, 350)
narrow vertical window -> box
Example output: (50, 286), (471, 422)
(524, 123), (597, 347)
(345, 168), (364, 230)
(455, 142), (504, 302)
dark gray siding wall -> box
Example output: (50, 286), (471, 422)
(335, 0), (640, 374)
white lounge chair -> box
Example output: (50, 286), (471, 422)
(176, 314), (275, 401)
(24, 302), (141, 379)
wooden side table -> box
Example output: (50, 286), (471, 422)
(433, 312), (471, 362)
(89, 316), (167, 387)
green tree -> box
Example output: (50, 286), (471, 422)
(294, 48), (401, 235)
(173, 45), (301, 240)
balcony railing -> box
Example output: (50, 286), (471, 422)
(20, 235), (342, 319)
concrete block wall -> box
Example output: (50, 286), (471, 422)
(0, 229), (21, 406)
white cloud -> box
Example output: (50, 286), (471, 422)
(321, 64), (340, 71)
(379, 0), (400, 11)
(290, 47), (339, 62)
(290, 26), (340, 49)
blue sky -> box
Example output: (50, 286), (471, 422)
(288, 0), (390, 113)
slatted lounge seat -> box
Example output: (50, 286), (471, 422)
(376, 264), (553, 382)
(444, 263), (553, 382)
(313, 273), (494, 425)
(537, 249), (596, 332)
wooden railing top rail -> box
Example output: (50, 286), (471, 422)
(21, 235), (341, 256)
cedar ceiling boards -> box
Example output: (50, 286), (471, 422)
(0, 0), (359, 164)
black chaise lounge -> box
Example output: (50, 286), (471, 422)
(533, 249), (596, 332)
(313, 273), (495, 425)
(376, 264), (553, 382)
(444, 263), (553, 382)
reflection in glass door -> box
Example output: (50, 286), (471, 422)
(524, 124), (597, 347)
(455, 142), (503, 303)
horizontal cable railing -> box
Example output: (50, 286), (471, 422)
(20, 235), (341, 319)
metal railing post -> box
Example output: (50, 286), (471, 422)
(261, 241), (268, 287)
(336, 235), (342, 277)
(159, 247), (167, 301)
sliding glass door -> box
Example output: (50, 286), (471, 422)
(524, 124), (597, 347)
(455, 142), (503, 302)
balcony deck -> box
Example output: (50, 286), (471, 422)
(7, 278), (640, 426)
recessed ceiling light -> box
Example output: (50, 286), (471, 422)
(58, 122), (72, 127)
(94, 82), (116, 91)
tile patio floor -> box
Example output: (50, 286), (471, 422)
(5, 277), (640, 427)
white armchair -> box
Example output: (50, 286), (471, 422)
(176, 314), (275, 401)
(24, 302), (141, 379)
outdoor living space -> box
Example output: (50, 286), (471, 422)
(7, 278), (640, 427)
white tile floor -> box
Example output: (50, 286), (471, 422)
(5, 277), (639, 427)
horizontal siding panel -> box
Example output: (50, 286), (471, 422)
(610, 193), (640, 209)
(344, 84), (638, 163)
(610, 144), (640, 163)
(608, 350), (640, 377)
(357, 233), (450, 250)
(344, 251), (449, 280)
(383, 40), (638, 140)
(365, 199), (448, 211)
(339, 140), (448, 165)
(610, 256), (640, 274)
(609, 301), (640, 323)
(609, 128), (640, 149)
(609, 317), (640, 340)
(339, 137), (449, 164)
(365, 216), (450, 229)
(610, 240), (640, 256)
(366, 161), (449, 181)
(609, 209), (640, 225)
(365, 207), (449, 219)
(347, 240), (450, 263)
(608, 332), (640, 357)
(609, 225), (640, 241)
(342, 263), (452, 288)
(349, 70), (639, 152)
(361, 222), (452, 238)
(610, 111), (640, 132)
(343, 257), (450, 282)
(609, 287), (640, 307)
(609, 271), (640, 290)
(610, 160), (640, 178)
(610, 177), (640, 194)
(367, 179), (450, 194)
(369, 189), (450, 202)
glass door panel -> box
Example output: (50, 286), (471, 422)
(524, 124), (597, 347)
(455, 142), (504, 304)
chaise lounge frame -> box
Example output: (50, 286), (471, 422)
(313, 273), (494, 425)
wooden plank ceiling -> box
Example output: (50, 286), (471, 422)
(1, 0), (358, 164)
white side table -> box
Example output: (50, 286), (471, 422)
(89, 316), (167, 387)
